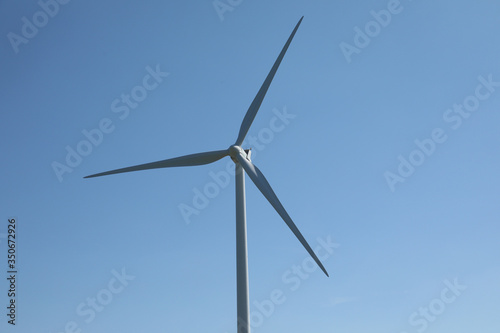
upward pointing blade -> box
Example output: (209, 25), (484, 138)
(85, 149), (228, 178)
(234, 16), (304, 146)
(235, 152), (329, 277)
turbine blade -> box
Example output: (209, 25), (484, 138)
(234, 16), (303, 146)
(235, 152), (329, 277)
(85, 149), (228, 179)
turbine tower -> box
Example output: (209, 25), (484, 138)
(85, 16), (328, 333)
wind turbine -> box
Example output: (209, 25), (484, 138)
(85, 16), (328, 333)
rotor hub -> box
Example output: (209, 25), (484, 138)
(228, 145), (242, 157)
(229, 145), (251, 163)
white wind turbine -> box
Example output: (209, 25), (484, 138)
(85, 16), (328, 333)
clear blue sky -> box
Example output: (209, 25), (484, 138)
(1, 0), (499, 332)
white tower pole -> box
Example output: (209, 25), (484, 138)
(235, 162), (250, 333)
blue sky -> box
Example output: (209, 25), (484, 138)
(1, 0), (500, 332)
